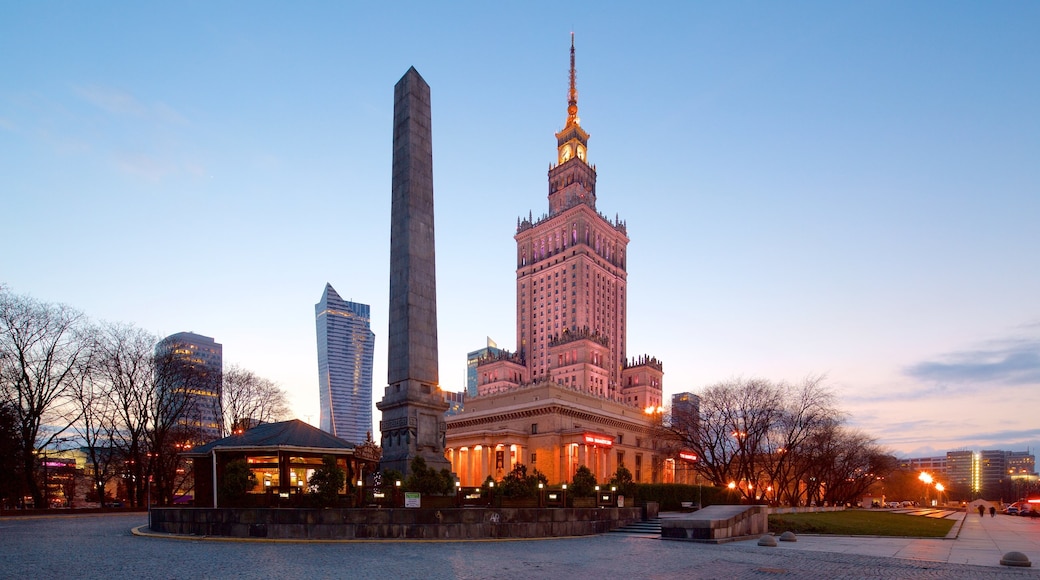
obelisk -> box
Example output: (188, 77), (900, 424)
(377, 67), (451, 477)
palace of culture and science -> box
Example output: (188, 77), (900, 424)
(445, 37), (676, 486)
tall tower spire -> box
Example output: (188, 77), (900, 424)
(549, 32), (596, 215)
(567, 32), (578, 128)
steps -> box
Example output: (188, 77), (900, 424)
(609, 519), (661, 537)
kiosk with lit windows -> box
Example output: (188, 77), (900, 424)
(185, 419), (379, 507)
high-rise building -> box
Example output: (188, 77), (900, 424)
(447, 36), (666, 486)
(156, 332), (223, 441)
(316, 283), (375, 444)
(466, 338), (502, 397)
(468, 35), (663, 411)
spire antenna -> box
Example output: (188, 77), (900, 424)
(567, 32), (578, 127)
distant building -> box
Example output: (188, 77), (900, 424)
(670, 393), (701, 485)
(156, 332), (223, 441)
(945, 450), (975, 499)
(443, 390), (466, 416)
(315, 284), (375, 444)
(466, 338), (502, 397)
(905, 449), (1038, 500)
(671, 392), (700, 424)
(899, 456), (947, 476)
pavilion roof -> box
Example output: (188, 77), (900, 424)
(185, 419), (355, 456)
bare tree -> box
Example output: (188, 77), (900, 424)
(69, 329), (120, 506)
(665, 375), (883, 506)
(670, 378), (784, 500)
(762, 376), (840, 506)
(148, 343), (222, 505)
(0, 401), (22, 507)
(95, 323), (157, 508)
(221, 365), (290, 436)
(0, 289), (89, 507)
(803, 423), (895, 506)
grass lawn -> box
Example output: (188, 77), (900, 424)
(768, 510), (955, 538)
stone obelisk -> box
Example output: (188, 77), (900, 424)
(377, 67), (451, 477)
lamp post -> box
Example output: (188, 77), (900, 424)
(918, 472), (933, 506)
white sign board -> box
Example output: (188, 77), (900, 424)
(404, 492), (421, 508)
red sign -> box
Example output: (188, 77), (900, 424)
(583, 433), (613, 447)
(679, 451), (698, 462)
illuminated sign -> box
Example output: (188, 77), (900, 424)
(679, 451), (698, 462)
(583, 433), (613, 447)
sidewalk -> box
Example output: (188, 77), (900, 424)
(733, 510), (1040, 568)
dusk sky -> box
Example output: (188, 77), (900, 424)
(2, 2), (1037, 458)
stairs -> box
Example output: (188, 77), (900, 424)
(609, 518), (661, 537)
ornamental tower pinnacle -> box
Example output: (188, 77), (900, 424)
(548, 33), (596, 215)
(566, 31), (578, 128)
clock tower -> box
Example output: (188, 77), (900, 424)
(548, 33), (597, 215)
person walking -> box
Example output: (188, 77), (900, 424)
(989, 506), (996, 517)
(978, 504), (985, 517)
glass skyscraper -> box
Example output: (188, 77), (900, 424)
(155, 331), (223, 441)
(315, 283), (374, 444)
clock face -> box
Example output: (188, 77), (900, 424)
(576, 146), (585, 161)
(561, 145), (572, 162)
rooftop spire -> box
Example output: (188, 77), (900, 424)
(566, 32), (579, 127)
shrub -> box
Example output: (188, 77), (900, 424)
(219, 459), (257, 506)
(498, 463), (548, 498)
(608, 464), (636, 499)
(404, 456), (455, 495)
(308, 455), (346, 507)
(570, 465), (597, 498)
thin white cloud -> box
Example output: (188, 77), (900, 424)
(113, 152), (173, 181)
(73, 85), (189, 126)
(75, 85), (148, 117)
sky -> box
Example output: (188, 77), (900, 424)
(2, 2), (1038, 458)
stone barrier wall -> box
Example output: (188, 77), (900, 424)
(149, 506), (643, 540)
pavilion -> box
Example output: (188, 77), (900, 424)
(185, 419), (381, 507)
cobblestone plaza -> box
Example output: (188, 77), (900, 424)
(2, 514), (1037, 579)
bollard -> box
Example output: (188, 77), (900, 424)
(1000, 551), (1031, 567)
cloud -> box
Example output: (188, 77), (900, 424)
(905, 336), (1040, 386)
(73, 85), (188, 125)
(114, 153), (172, 181)
(75, 85), (148, 117)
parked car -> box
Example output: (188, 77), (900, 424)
(887, 501), (900, 508)
(1006, 505), (1020, 515)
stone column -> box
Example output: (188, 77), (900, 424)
(377, 67), (451, 477)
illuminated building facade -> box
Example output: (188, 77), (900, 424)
(446, 36), (666, 486)
(156, 332), (223, 441)
(316, 283), (375, 444)
(909, 449), (1038, 500)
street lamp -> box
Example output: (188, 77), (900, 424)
(918, 472), (933, 506)
(935, 483), (945, 507)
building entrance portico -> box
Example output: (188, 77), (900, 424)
(447, 441), (524, 486)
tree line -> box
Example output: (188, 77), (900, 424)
(665, 376), (898, 507)
(0, 287), (290, 509)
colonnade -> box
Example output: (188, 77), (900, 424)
(446, 438), (617, 486)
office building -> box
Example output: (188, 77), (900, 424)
(156, 332), (223, 441)
(316, 283), (375, 444)
(466, 338), (502, 397)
